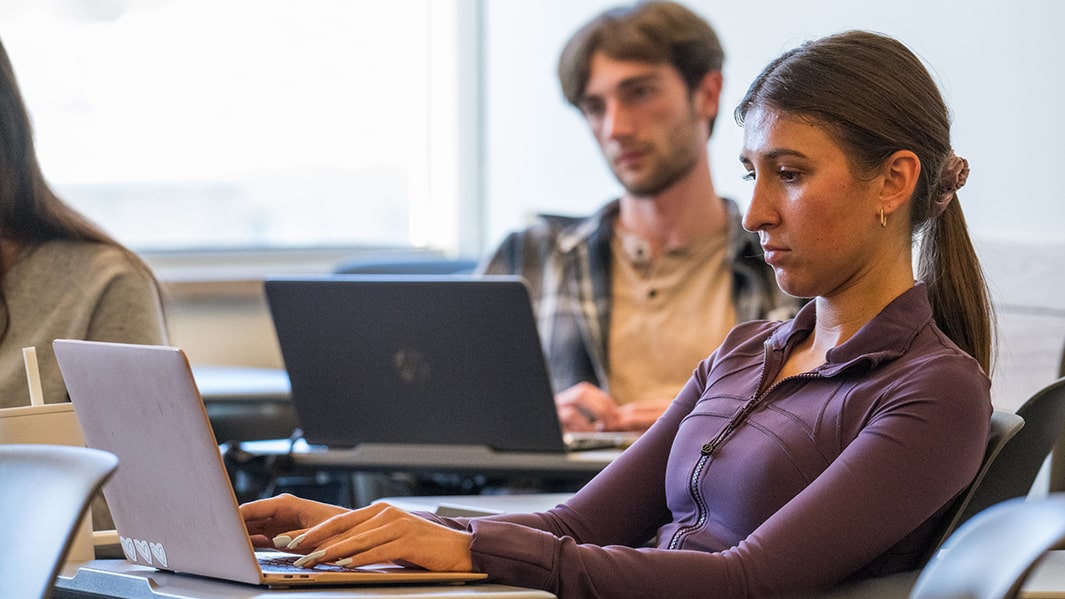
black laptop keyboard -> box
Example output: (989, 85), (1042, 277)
(258, 552), (355, 573)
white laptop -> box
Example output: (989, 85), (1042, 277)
(53, 338), (487, 588)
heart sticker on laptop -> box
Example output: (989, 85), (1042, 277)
(120, 536), (136, 562)
(150, 542), (168, 567)
(134, 539), (152, 564)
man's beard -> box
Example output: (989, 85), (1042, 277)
(616, 150), (699, 197)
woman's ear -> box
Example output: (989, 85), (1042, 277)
(880, 150), (921, 217)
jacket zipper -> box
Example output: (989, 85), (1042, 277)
(667, 341), (820, 550)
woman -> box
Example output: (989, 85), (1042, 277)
(239, 31), (994, 597)
(0, 38), (167, 409)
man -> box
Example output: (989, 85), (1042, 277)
(480, 0), (800, 433)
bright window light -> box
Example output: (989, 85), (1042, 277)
(1, 0), (449, 252)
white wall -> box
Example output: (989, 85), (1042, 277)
(483, 0), (1065, 248)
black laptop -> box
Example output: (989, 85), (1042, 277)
(264, 275), (578, 453)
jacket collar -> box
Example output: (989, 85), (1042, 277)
(767, 282), (934, 377)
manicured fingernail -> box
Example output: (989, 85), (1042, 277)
(334, 557), (352, 567)
(272, 535), (292, 549)
(293, 550), (326, 568)
(286, 533), (306, 549)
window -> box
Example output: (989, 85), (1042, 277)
(1, 0), (471, 253)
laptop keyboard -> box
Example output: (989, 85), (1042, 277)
(258, 552), (355, 573)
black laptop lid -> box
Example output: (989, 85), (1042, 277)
(264, 275), (567, 453)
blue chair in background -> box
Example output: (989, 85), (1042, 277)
(333, 255), (478, 275)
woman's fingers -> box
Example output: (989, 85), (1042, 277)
(289, 504), (473, 572)
(332, 525), (474, 572)
(291, 502), (394, 550)
(240, 493), (349, 539)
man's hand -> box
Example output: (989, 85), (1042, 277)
(611, 398), (671, 432)
(555, 382), (617, 432)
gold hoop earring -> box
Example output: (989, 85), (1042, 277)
(879, 207), (887, 228)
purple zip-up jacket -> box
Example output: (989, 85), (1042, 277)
(422, 283), (991, 598)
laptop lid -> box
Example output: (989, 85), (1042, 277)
(53, 339), (486, 587)
(264, 275), (568, 453)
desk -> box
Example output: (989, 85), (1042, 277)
(231, 441), (618, 507)
(375, 493), (573, 518)
(52, 548), (1065, 598)
(52, 560), (555, 599)
(288, 443), (619, 479)
(196, 368), (617, 502)
(193, 366), (296, 443)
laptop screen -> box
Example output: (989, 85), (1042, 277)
(264, 275), (568, 453)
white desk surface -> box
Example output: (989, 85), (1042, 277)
(55, 560), (555, 599)
(375, 493), (574, 518)
(297, 443), (618, 474)
(57, 542), (1065, 598)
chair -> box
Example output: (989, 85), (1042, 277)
(964, 377), (1065, 509)
(1053, 344), (1065, 492)
(333, 256), (478, 275)
(909, 494), (1065, 599)
(1059, 339), (1065, 380)
(922, 409), (1026, 561)
(0, 444), (118, 599)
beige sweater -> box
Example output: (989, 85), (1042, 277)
(0, 240), (167, 409)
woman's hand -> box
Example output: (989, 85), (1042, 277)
(240, 493), (349, 549)
(241, 497), (474, 572)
